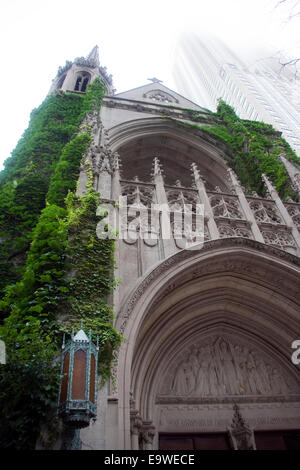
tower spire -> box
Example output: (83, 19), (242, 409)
(87, 45), (100, 67)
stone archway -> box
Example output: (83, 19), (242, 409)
(114, 239), (300, 449)
(108, 117), (231, 191)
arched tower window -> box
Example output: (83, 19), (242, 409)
(74, 71), (91, 92)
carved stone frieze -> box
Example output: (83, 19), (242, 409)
(217, 221), (252, 239)
(261, 228), (296, 250)
(158, 336), (300, 400)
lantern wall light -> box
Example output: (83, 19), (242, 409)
(58, 327), (99, 442)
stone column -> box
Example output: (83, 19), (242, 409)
(262, 174), (300, 251)
(130, 410), (142, 450)
(141, 421), (156, 450)
(191, 163), (219, 240)
(152, 157), (176, 258)
(228, 168), (265, 243)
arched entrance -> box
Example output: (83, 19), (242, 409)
(115, 239), (300, 449)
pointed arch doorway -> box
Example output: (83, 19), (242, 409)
(115, 240), (300, 450)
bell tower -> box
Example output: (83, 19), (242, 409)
(49, 45), (114, 95)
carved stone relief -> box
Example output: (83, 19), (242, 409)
(249, 200), (282, 224)
(261, 228), (296, 250)
(143, 90), (179, 104)
(217, 222), (252, 239)
(210, 195), (244, 219)
(120, 181), (158, 245)
(158, 336), (300, 400)
(286, 204), (300, 232)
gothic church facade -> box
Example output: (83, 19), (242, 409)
(52, 47), (300, 450)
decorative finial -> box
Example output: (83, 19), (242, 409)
(191, 163), (205, 184)
(231, 403), (246, 430)
(152, 157), (163, 177)
(229, 404), (255, 450)
(112, 152), (120, 171)
(227, 167), (240, 184)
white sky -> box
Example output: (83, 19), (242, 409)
(0, 0), (299, 170)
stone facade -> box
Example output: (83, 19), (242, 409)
(68, 68), (300, 449)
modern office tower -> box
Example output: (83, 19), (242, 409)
(173, 33), (300, 156)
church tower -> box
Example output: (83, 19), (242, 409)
(49, 45), (114, 95)
(1, 46), (300, 451)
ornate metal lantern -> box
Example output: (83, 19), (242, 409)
(58, 327), (99, 429)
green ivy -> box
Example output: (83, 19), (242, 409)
(0, 78), (121, 449)
(57, 189), (122, 383)
(200, 100), (300, 199)
(0, 79), (104, 296)
(0, 319), (59, 449)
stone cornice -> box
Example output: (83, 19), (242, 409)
(102, 96), (212, 123)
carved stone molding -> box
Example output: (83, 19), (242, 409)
(118, 238), (300, 334)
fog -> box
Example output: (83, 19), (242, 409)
(0, 0), (299, 169)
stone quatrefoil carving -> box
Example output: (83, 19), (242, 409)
(159, 337), (299, 398)
(143, 90), (179, 104)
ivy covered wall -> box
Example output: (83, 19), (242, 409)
(185, 100), (299, 200)
(1, 80), (299, 449)
(0, 79), (122, 449)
